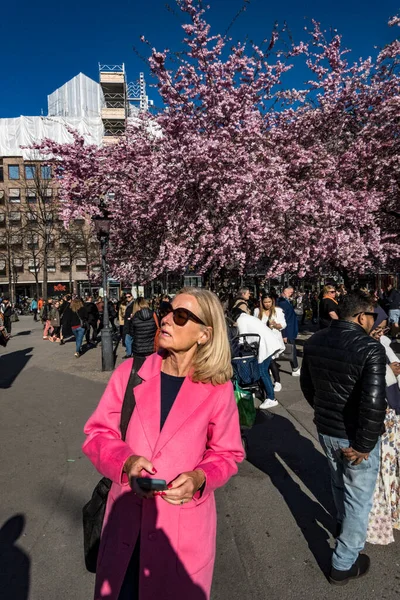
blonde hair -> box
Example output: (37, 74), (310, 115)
(177, 287), (233, 385)
(323, 285), (336, 296)
(132, 297), (149, 316)
(70, 298), (84, 312)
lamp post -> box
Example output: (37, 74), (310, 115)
(93, 213), (114, 372)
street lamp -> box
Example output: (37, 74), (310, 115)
(93, 212), (114, 372)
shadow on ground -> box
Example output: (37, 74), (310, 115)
(245, 410), (335, 577)
(12, 331), (32, 337)
(0, 348), (33, 388)
(0, 514), (30, 600)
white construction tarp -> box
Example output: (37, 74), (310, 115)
(48, 72), (105, 118)
(0, 115), (103, 158)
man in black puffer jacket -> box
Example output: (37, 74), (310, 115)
(300, 290), (386, 586)
(129, 298), (157, 357)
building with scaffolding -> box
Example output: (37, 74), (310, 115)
(0, 65), (153, 300)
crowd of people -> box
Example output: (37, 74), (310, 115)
(1, 279), (400, 594)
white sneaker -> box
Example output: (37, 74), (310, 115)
(259, 399), (279, 409)
(292, 368), (301, 377)
(274, 382), (282, 392)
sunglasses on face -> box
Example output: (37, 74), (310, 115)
(352, 311), (378, 318)
(160, 302), (206, 327)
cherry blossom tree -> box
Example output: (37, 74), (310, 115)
(33, 1), (400, 283)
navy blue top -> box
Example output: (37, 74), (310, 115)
(160, 372), (185, 430)
(277, 296), (299, 340)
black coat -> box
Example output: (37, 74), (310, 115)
(85, 301), (99, 324)
(129, 308), (157, 356)
(123, 301), (135, 335)
(62, 306), (88, 329)
(300, 320), (387, 453)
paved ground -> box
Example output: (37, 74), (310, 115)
(1, 317), (399, 600)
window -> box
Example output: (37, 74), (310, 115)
(0, 259), (5, 272)
(8, 165), (20, 180)
(60, 257), (70, 269)
(25, 165), (36, 180)
(41, 165), (51, 179)
(0, 213), (5, 225)
(0, 164), (3, 182)
(27, 189), (36, 202)
(9, 188), (21, 203)
(76, 257), (87, 271)
(0, 234), (6, 246)
(13, 258), (23, 271)
(45, 188), (52, 198)
(183, 276), (202, 288)
(0, 190), (4, 204)
(9, 211), (21, 221)
(10, 234), (22, 245)
(28, 259), (40, 272)
(26, 212), (38, 221)
(27, 233), (39, 246)
(47, 258), (56, 272)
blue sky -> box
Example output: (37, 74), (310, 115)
(2, 0), (398, 117)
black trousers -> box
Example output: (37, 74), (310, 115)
(269, 359), (280, 383)
(86, 322), (98, 343)
(118, 538), (140, 600)
(33, 309), (38, 321)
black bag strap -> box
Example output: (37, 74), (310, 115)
(120, 356), (146, 441)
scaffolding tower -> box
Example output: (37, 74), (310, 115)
(98, 65), (153, 145)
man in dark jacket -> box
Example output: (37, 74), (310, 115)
(122, 294), (135, 359)
(277, 286), (300, 376)
(300, 290), (386, 585)
(85, 296), (99, 346)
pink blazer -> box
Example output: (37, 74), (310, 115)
(83, 353), (244, 600)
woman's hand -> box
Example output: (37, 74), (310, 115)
(123, 455), (157, 499)
(390, 362), (400, 377)
(157, 470), (205, 505)
(269, 320), (282, 330)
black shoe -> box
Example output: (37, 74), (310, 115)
(329, 554), (370, 586)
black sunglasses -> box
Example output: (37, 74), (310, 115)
(160, 302), (206, 327)
(352, 311), (378, 318)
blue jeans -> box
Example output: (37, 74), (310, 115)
(73, 327), (85, 353)
(389, 308), (400, 325)
(319, 433), (380, 571)
(258, 357), (275, 400)
(125, 334), (133, 357)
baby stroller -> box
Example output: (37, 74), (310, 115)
(231, 333), (265, 402)
(230, 333), (266, 454)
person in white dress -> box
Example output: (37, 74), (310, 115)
(254, 293), (286, 392)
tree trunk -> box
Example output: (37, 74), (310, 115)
(43, 254), (48, 300)
(69, 265), (73, 295)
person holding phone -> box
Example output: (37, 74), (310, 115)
(83, 288), (244, 600)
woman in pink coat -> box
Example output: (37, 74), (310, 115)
(83, 287), (245, 600)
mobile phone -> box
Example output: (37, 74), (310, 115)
(136, 478), (168, 491)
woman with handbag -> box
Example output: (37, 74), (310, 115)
(83, 288), (244, 600)
(254, 293), (286, 392)
(62, 298), (88, 357)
